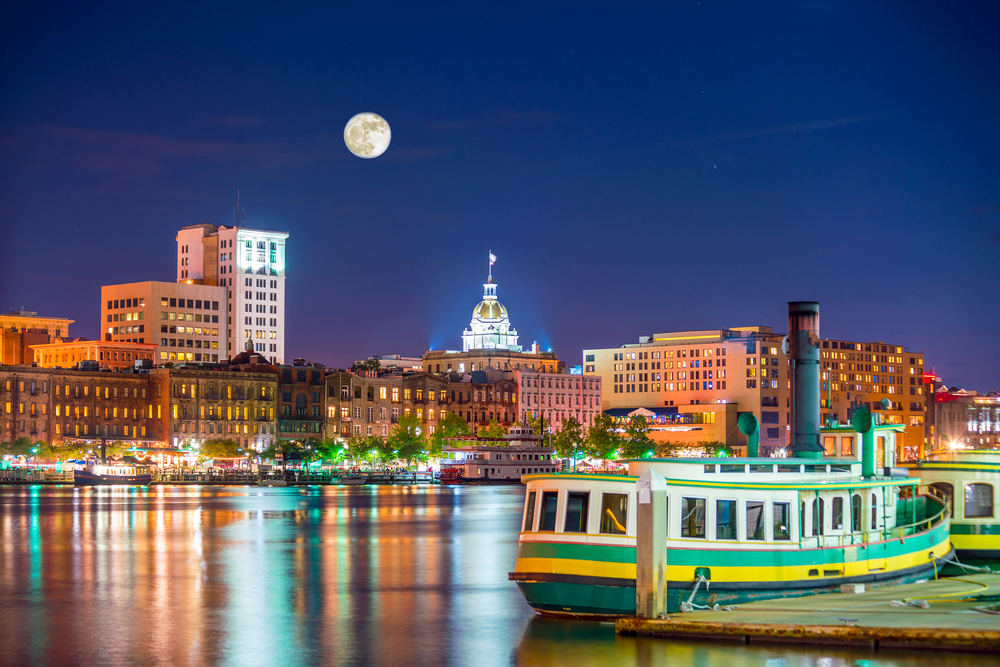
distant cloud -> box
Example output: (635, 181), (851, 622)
(674, 113), (889, 148)
(201, 115), (267, 129)
(429, 110), (560, 131)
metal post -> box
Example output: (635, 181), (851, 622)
(636, 469), (667, 618)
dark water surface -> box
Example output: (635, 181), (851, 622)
(0, 485), (995, 667)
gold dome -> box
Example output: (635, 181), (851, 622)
(474, 300), (508, 320)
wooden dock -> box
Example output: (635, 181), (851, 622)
(616, 574), (1000, 651)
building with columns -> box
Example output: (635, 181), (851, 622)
(423, 264), (560, 375)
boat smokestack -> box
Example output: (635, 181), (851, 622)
(788, 302), (824, 458)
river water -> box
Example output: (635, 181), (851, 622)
(0, 485), (994, 667)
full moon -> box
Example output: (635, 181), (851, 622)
(344, 112), (391, 159)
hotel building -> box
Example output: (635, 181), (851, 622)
(585, 327), (927, 458)
(100, 281), (226, 365)
(175, 223), (289, 363)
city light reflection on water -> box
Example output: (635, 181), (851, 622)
(0, 485), (996, 667)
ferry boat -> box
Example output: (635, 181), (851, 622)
(509, 301), (952, 617)
(74, 464), (152, 486)
(903, 449), (1000, 565)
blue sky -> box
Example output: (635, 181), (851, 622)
(2, 1), (998, 389)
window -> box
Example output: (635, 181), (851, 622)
(811, 498), (824, 536)
(681, 497), (706, 538)
(832, 497), (844, 530)
(600, 493), (628, 535)
(746, 501), (765, 540)
(965, 484), (994, 518)
(716, 500), (736, 539)
(564, 492), (589, 533)
(539, 491), (559, 531)
(871, 493), (878, 530)
(773, 502), (790, 540)
(841, 437), (855, 457)
(852, 494), (862, 531)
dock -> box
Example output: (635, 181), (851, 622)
(616, 574), (1000, 651)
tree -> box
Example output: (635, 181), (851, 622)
(315, 438), (347, 464)
(619, 415), (655, 459)
(0, 436), (35, 458)
(477, 418), (507, 439)
(344, 435), (377, 465)
(199, 439), (240, 459)
(388, 413), (425, 466)
(584, 414), (622, 462)
(552, 416), (585, 464)
(350, 358), (383, 376)
(429, 412), (471, 457)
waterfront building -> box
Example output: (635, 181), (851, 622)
(277, 361), (327, 440)
(100, 281), (226, 365)
(0, 365), (151, 444)
(148, 365), (279, 450)
(324, 370), (404, 439)
(585, 326), (788, 450)
(927, 385), (1000, 449)
(516, 369), (602, 428)
(176, 223), (289, 363)
(585, 327), (927, 457)
(31, 338), (157, 371)
(0, 310), (73, 365)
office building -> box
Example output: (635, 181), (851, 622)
(31, 338), (157, 371)
(176, 223), (289, 363)
(100, 281), (226, 365)
(927, 384), (1000, 450)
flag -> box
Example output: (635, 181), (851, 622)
(489, 252), (497, 266)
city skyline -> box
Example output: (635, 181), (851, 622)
(2, 3), (998, 390)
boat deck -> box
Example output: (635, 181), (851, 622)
(616, 574), (1000, 651)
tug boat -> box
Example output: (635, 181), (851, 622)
(903, 450), (1000, 565)
(74, 465), (152, 486)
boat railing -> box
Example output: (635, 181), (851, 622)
(807, 494), (949, 549)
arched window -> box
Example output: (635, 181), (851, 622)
(852, 494), (862, 532)
(871, 493), (878, 530)
(295, 393), (308, 417)
(965, 484), (994, 519)
(812, 498), (824, 536)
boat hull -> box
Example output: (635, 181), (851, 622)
(510, 523), (953, 617)
(511, 558), (945, 619)
(74, 470), (151, 486)
(338, 476), (367, 485)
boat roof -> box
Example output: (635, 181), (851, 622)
(522, 472), (918, 491)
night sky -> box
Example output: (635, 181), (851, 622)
(2, 2), (998, 390)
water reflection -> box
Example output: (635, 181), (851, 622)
(0, 486), (997, 667)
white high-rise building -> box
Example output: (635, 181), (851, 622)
(176, 223), (289, 364)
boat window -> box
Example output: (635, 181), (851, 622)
(750, 465), (774, 473)
(539, 491), (559, 531)
(523, 491), (536, 532)
(716, 500), (736, 539)
(830, 465), (851, 473)
(746, 501), (765, 540)
(600, 493), (628, 535)
(930, 483), (953, 517)
(871, 493), (878, 530)
(681, 497), (706, 538)
(777, 465), (800, 473)
(805, 465), (828, 474)
(823, 436), (836, 456)
(965, 484), (994, 519)
(841, 437), (855, 457)
(720, 465), (745, 473)
(564, 491), (589, 533)
(832, 497), (844, 530)
(812, 498), (824, 536)
(665, 496), (669, 537)
(704, 465), (716, 474)
(773, 502), (790, 541)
